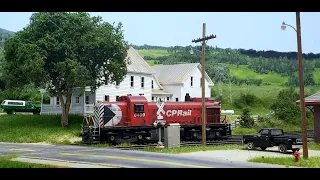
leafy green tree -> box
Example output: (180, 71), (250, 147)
(2, 12), (128, 127)
(239, 107), (255, 128)
(270, 88), (300, 123)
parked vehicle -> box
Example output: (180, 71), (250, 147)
(242, 128), (303, 153)
(1, 100), (41, 115)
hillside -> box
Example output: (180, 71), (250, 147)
(0, 28), (15, 47)
(136, 46), (320, 115)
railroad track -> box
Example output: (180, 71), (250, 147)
(111, 138), (243, 150)
(105, 130), (315, 151)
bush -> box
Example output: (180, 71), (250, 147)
(239, 108), (255, 128)
(234, 93), (261, 109)
(270, 88), (301, 125)
(0, 84), (50, 105)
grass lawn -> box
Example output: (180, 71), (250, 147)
(143, 144), (246, 154)
(0, 114), (83, 144)
(232, 128), (257, 135)
(0, 155), (59, 168)
(248, 156), (320, 168)
(308, 142), (320, 150)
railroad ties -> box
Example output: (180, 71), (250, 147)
(109, 130), (315, 151)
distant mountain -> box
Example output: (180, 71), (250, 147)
(0, 28), (15, 48)
(0, 28), (15, 34)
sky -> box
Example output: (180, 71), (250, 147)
(0, 12), (319, 53)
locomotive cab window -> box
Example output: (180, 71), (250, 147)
(134, 104), (144, 113)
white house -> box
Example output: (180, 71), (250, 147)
(151, 63), (214, 102)
(40, 48), (213, 115)
(41, 46), (171, 114)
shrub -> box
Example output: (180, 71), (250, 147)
(234, 93), (261, 109)
(239, 107), (255, 128)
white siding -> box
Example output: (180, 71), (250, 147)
(95, 72), (153, 102)
(161, 84), (183, 102)
(151, 75), (160, 90)
(182, 67), (211, 99)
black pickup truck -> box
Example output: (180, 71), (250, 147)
(242, 128), (303, 153)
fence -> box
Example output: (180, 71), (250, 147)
(231, 116), (259, 129)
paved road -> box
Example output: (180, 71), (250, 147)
(0, 142), (293, 168)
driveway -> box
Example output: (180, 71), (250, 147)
(179, 146), (320, 163)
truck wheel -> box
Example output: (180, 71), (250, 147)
(248, 142), (255, 150)
(11, 110), (16, 115)
(278, 144), (287, 153)
(260, 147), (267, 151)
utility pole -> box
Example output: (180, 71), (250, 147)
(296, 12), (308, 159)
(192, 23), (216, 146)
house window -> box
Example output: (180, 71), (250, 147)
(200, 77), (202, 87)
(130, 76), (134, 87)
(175, 98), (179, 102)
(141, 77), (144, 88)
(56, 97), (60, 105)
(76, 96), (80, 104)
(167, 97), (170, 101)
(152, 96), (154, 101)
(151, 80), (154, 89)
(85, 96), (89, 104)
(116, 96), (120, 101)
(116, 81), (120, 86)
(191, 76), (193, 87)
(104, 95), (109, 102)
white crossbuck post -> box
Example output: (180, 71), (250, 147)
(155, 100), (165, 147)
(156, 100), (165, 120)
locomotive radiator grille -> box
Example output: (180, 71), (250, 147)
(94, 103), (104, 128)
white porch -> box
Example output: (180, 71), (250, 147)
(41, 104), (95, 115)
(40, 88), (96, 115)
(151, 89), (173, 102)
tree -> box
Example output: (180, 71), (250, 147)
(2, 12), (128, 127)
(270, 88), (300, 123)
(239, 107), (255, 128)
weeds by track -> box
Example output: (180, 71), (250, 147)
(111, 137), (243, 150)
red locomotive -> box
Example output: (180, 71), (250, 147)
(80, 94), (232, 144)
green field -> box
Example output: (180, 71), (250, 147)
(226, 64), (289, 85)
(313, 68), (320, 83)
(146, 60), (161, 66)
(137, 49), (169, 58)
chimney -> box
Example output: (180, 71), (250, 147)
(185, 93), (191, 102)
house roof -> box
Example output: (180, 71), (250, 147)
(151, 63), (214, 85)
(152, 89), (172, 95)
(126, 47), (156, 75)
(296, 92), (320, 106)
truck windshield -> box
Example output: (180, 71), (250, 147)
(271, 129), (283, 136)
(1, 101), (5, 105)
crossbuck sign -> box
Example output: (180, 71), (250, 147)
(156, 100), (165, 120)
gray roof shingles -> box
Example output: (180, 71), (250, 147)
(126, 47), (155, 75)
(296, 92), (320, 103)
(151, 63), (214, 85)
